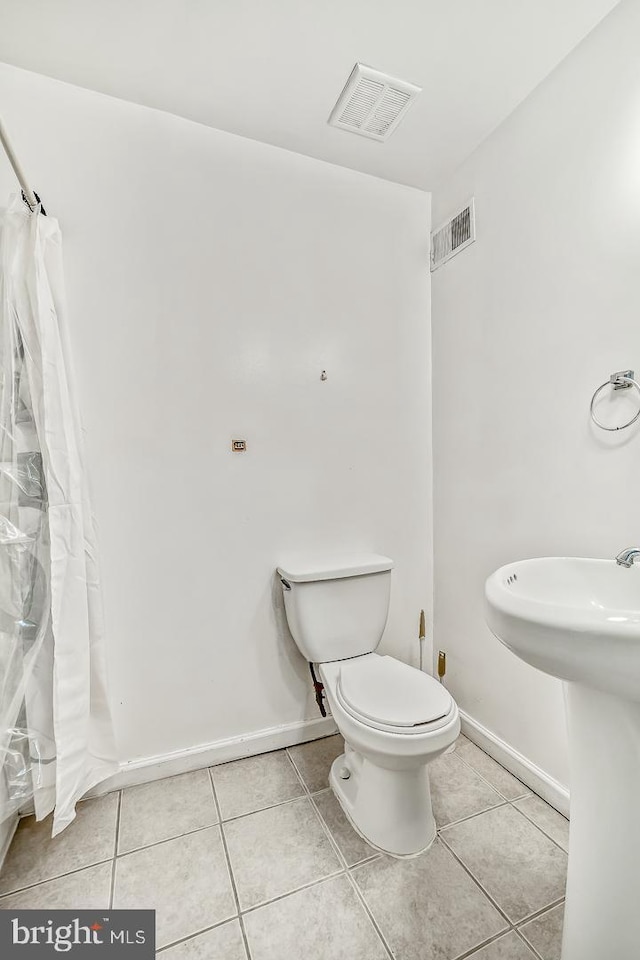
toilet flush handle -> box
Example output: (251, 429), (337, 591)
(280, 578), (292, 591)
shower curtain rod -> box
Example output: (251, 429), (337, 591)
(0, 115), (38, 209)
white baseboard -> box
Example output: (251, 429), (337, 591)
(87, 715), (338, 797)
(0, 813), (19, 874)
(460, 709), (570, 818)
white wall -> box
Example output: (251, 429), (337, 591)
(432, 0), (640, 792)
(0, 64), (432, 771)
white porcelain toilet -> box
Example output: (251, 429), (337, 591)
(277, 553), (460, 857)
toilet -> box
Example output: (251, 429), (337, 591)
(277, 553), (460, 857)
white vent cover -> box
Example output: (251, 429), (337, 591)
(329, 63), (421, 141)
(430, 199), (476, 271)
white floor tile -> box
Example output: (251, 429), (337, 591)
(0, 794), (118, 895)
(224, 797), (341, 909)
(119, 769), (218, 853)
(113, 826), (236, 948)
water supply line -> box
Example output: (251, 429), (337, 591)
(419, 609), (426, 671)
(309, 663), (326, 717)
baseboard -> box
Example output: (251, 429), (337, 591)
(459, 710), (570, 818)
(87, 715), (338, 797)
(0, 813), (19, 874)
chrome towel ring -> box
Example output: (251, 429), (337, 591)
(590, 369), (640, 431)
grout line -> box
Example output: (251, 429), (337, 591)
(516, 896), (565, 928)
(217, 792), (308, 826)
(208, 769), (251, 960)
(284, 747), (315, 796)
(439, 832), (565, 956)
(349, 852), (381, 868)
(109, 790), (123, 909)
(206, 763), (218, 809)
(116, 820), (223, 859)
(509, 801), (569, 855)
(438, 833), (513, 928)
(0, 857), (116, 901)
(239, 869), (347, 918)
(155, 915), (242, 954)
(207, 745), (353, 924)
(437, 799), (509, 832)
(307, 794), (349, 872)
(344, 846), (514, 960)
(452, 928), (519, 960)
(454, 740), (530, 792)
(286, 739), (361, 877)
(450, 741), (569, 854)
(513, 926), (546, 960)
(344, 870), (394, 960)
(237, 916), (251, 960)
(455, 750), (530, 803)
(113, 790), (123, 857)
(309, 787), (333, 799)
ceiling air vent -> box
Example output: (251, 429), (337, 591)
(328, 63), (421, 142)
(430, 199), (476, 271)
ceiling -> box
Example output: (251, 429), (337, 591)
(0, 0), (621, 190)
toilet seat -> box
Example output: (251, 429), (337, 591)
(334, 654), (454, 735)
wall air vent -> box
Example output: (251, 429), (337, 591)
(430, 199), (476, 271)
(328, 63), (421, 142)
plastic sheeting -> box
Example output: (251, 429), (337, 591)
(0, 195), (117, 836)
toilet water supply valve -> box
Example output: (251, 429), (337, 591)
(309, 663), (327, 717)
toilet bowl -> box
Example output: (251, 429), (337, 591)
(320, 654), (459, 856)
(277, 553), (460, 857)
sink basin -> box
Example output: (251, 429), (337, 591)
(485, 557), (640, 701)
(486, 556), (640, 960)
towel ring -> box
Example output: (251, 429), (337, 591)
(590, 370), (640, 431)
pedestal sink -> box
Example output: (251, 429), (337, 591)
(485, 558), (640, 960)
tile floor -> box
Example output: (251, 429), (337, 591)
(0, 734), (569, 959)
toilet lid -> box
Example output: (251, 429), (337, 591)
(337, 655), (452, 728)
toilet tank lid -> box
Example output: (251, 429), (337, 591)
(277, 554), (393, 583)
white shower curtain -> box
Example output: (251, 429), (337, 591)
(0, 195), (117, 836)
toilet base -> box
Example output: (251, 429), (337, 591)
(329, 751), (437, 858)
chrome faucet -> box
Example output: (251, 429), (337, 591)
(615, 547), (640, 567)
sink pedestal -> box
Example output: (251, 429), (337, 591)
(562, 683), (640, 960)
(485, 557), (640, 958)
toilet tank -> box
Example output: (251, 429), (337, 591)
(276, 554), (393, 663)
